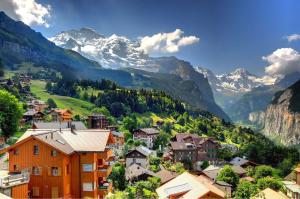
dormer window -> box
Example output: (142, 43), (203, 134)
(51, 150), (57, 157)
(33, 145), (39, 155)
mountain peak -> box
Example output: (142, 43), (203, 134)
(231, 67), (250, 75)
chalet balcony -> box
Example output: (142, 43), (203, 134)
(0, 171), (30, 188)
(97, 164), (112, 177)
(97, 149), (114, 160)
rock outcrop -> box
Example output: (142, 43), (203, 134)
(263, 80), (300, 145)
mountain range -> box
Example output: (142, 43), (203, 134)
(0, 12), (229, 121)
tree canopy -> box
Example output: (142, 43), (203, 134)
(0, 90), (23, 138)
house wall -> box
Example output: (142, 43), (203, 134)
(125, 151), (148, 168)
(133, 130), (158, 148)
(11, 183), (28, 198)
(9, 138), (69, 198)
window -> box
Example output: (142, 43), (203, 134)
(13, 164), (18, 171)
(82, 182), (94, 191)
(82, 164), (93, 172)
(32, 187), (40, 197)
(13, 149), (19, 155)
(33, 145), (39, 155)
(51, 167), (59, 176)
(32, 166), (42, 175)
(51, 150), (57, 157)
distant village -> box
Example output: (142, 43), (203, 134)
(0, 74), (299, 199)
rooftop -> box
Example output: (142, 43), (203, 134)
(252, 188), (288, 199)
(156, 172), (225, 199)
(32, 121), (87, 130)
(15, 129), (113, 154)
(137, 128), (159, 135)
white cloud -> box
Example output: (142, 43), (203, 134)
(138, 29), (199, 54)
(0, 0), (51, 27)
(285, 34), (300, 42)
(263, 48), (300, 75)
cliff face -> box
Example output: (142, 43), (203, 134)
(263, 80), (300, 145)
(249, 111), (265, 127)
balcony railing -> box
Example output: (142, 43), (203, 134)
(0, 172), (30, 188)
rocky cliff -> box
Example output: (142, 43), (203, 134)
(263, 80), (300, 145)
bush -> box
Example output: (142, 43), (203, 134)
(217, 165), (239, 188)
(256, 177), (283, 191)
(235, 180), (258, 199)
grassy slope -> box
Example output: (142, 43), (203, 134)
(30, 80), (95, 116)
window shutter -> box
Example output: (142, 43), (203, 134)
(58, 167), (61, 176)
(39, 167), (43, 175)
(48, 167), (51, 176)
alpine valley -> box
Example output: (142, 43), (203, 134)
(0, 12), (229, 121)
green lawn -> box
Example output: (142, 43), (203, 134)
(30, 80), (95, 116)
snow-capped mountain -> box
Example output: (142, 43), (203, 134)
(49, 27), (160, 71)
(50, 28), (278, 95)
(195, 66), (278, 94)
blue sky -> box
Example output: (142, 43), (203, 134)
(2, 0), (300, 75)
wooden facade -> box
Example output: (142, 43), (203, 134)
(8, 132), (114, 198)
(50, 109), (72, 122)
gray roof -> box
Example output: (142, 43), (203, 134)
(203, 165), (246, 181)
(112, 131), (124, 138)
(24, 109), (44, 116)
(126, 146), (153, 157)
(17, 129), (111, 154)
(230, 157), (249, 166)
(33, 121), (87, 130)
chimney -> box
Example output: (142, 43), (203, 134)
(71, 124), (76, 134)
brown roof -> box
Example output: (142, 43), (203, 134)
(170, 142), (195, 151)
(175, 133), (218, 147)
(125, 164), (156, 180)
(155, 168), (178, 184)
(241, 176), (255, 182)
(51, 109), (72, 115)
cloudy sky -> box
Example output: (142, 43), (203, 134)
(1, 0), (300, 76)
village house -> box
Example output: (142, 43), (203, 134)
(111, 131), (124, 148)
(125, 163), (156, 182)
(156, 172), (226, 199)
(201, 165), (247, 181)
(166, 133), (220, 170)
(282, 166), (300, 199)
(50, 109), (72, 122)
(125, 146), (154, 168)
(27, 99), (48, 112)
(230, 157), (258, 168)
(133, 128), (159, 148)
(23, 109), (45, 123)
(87, 114), (109, 129)
(155, 167), (178, 185)
(32, 121), (87, 130)
(1, 128), (115, 198)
